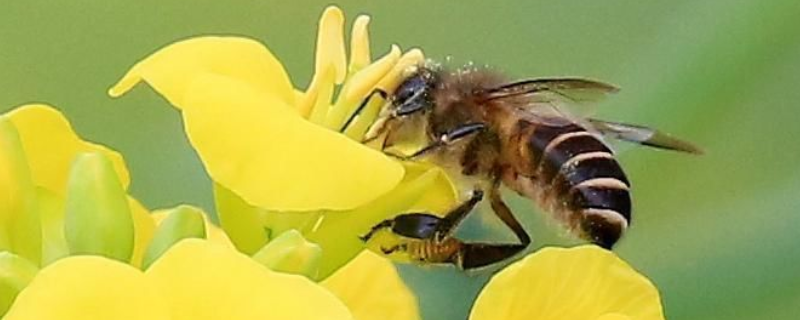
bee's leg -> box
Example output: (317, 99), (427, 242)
(392, 122), (487, 161)
(360, 190), (483, 243)
(489, 182), (532, 245)
(380, 243), (407, 255)
(454, 241), (527, 270)
(431, 189), (484, 241)
(360, 213), (441, 242)
(340, 88), (388, 132)
(359, 219), (395, 242)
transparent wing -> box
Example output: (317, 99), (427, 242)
(484, 78), (619, 124)
(483, 78), (619, 104)
(588, 119), (704, 154)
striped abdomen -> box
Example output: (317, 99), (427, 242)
(507, 121), (631, 249)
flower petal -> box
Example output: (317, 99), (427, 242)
(348, 15), (372, 75)
(327, 45), (402, 131)
(316, 6), (347, 84)
(180, 73), (404, 211)
(470, 246), (665, 320)
(110, 36), (295, 108)
(4, 256), (169, 320)
(323, 251), (421, 320)
(213, 183), (270, 254)
(5, 104), (130, 195)
(145, 239), (353, 320)
(308, 163), (457, 278)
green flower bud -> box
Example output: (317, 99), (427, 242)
(0, 251), (38, 315)
(64, 152), (134, 262)
(0, 118), (41, 265)
(252, 230), (322, 279)
(142, 205), (206, 269)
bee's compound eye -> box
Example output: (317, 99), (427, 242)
(395, 75), (428, 103)
(393, 74), (432, 116)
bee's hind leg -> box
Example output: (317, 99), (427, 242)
(453, 241), (527, 270)
(360, 190), (484, 242)
(488, 183), (531, 246)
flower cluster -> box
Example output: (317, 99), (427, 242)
(0, 5), (667, 320)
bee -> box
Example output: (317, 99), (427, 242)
(344, 63), (701, 270)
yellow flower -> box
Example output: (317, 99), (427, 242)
(2, 237), (420, 320)
(0, 104), (151, 268)
(3, 239), (354, 320)
(470, 246), (665, 320)
(0, 105), (238, 316)
(0, 103), (420, 319)
(109, 6), (457, 278)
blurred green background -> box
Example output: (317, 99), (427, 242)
(1, 1), (799, 319)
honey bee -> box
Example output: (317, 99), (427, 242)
(345, 63), (701, 270)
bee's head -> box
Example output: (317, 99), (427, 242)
(362, 66), (438, 143)
(391, 66), (438, 117)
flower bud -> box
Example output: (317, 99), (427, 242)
(0, 251), (38, 314)
(0, 118), (41, 264)
(142, 205), (206, 269)
(252, 230), (322, 279)
(64, 152), (134, 262)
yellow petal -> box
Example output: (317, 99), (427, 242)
(377, 49), (425, 92)
(316, 6), (347, 84)
(4, 256), (169, 320)
(213, 183), (269, 254)
(402, 162), (459, 214)
(146, 239), (353, 320)
(180, 73), (404, 211)
(110, 36), (295, 108)
(327, 45), (402, 131)
(308, 64), (337, 125)
(323, 251), (421, 320)
(348, 15), (372, 75)
(308, 163), (456, 278)
(5, 104), (130, 195)
(0, 117), (40, 264)
(470, 246), (665, 320)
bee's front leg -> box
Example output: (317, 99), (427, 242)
(407, 123), (487, 160)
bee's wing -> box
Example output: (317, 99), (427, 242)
(588, 119), (703, 154)
(485, 78), (619, 123)
(484, 78), (619, 104)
